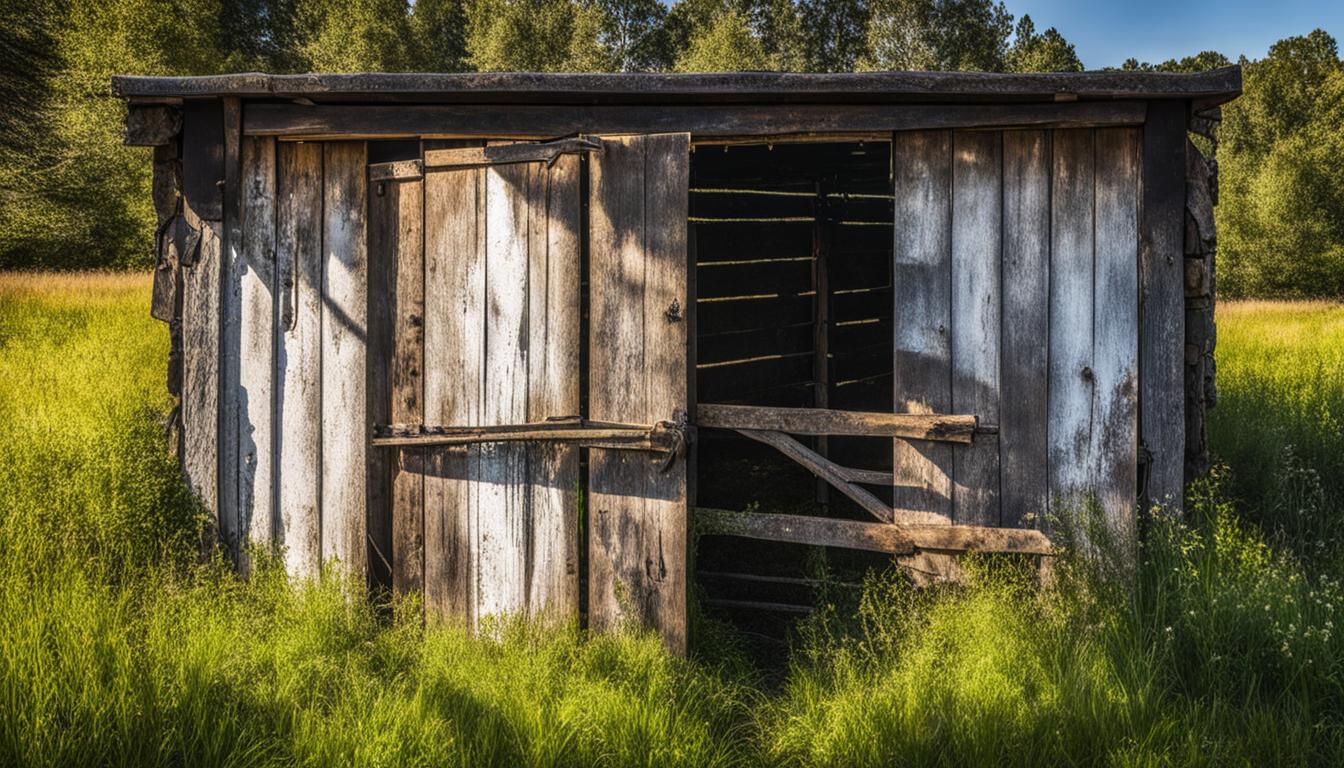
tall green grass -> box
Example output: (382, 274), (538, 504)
(3, 277), (1342, 766)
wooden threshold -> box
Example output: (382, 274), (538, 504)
(694, 508), (1055, 556)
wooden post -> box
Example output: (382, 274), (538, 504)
(811, 180), (832, 504)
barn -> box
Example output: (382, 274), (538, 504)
(115, 69), (1237, 653)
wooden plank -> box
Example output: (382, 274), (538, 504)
(424, 137), (600, 168)
(695, 508), (913, 554)
(1048, 130), (1096, 514)
(1092, 128), (1140, 541)
(1000, 130), (1051, 528)
(274, 142), (323, 578)
(1139, 101), (1186, 513)
(736, 429), (893, 523)
(218, 96), (243, 559)
(589, 133), (690, 654)
(244, 102), (1150, 140)
(423, 165), (481, 622)
(812, 186), (832, 504)
(950, 130), (1002, 526)
(891, 130), (953, 525)
(476, 161), (533, 622)
(526, 155), (582, 620)
(180, 204), (220, 522)
(694, 508), (1053, 555)
(697, 403), (976, 442)
(237, 136), (277, 565)
(379, 169), (424, 594)
(320, 141), (369, 580)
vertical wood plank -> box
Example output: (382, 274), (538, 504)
(379, 173), (426, 596)
(891, 130), (953, 524)
(1093, 128), (1141, 541)
(218, 97), (243, 560)
(1000, 130), (1051, 529)
(238, 136), (276, 566)
(1048, 129), (1096, 513)
(320, 141), (369, 580)
(950, 130), (1002, 526)
(274, 142), (323, 579)
(181, 205), (220, 521)
(589, 133), (690, 654)
(423, 166), (482, 623)
(368, 166), (423, 594)
(477, 162), (532, 623)
(1140, 102), (1187, 513)
(527, 155), (582, 619)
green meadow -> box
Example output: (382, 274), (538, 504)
(2, 272), (1343, 766)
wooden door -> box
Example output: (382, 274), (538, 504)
(891, 128), (1139, 542)
(374, 146), (584, 629)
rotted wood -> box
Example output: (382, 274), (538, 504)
(735, 428), (894, 523)
(124, 104), (181, 146)
(373, 418), (686, 453)
(423, 137), (603, 168)
(697, 403), (978, 443)
(694, 508), (1054, 556)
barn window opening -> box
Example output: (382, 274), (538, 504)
(690, 140), (896, 641)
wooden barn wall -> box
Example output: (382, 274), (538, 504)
(892, 127), (1140, 536)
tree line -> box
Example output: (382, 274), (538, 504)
(0, 1), (1340, 297)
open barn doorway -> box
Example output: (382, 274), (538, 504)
(690, 140), (898, 643)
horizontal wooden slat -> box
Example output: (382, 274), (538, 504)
(423, 137), (601, 168)
(697, 354), (813, 402)
(698, 403), (977, 442)
(695, 508), (1055, 555)
(369, 158), (423, 180)
(829, 250), (890, 291)
(694, 220), (813, 262)
(735, 428), (893, 522)
(696, 258), (812, 299)
(696, 294), (813, 335)
(697, 322), (813, 365)
(830, 288), (889, 323)
(246, 102), (1150, 140)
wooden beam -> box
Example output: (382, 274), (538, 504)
(698, 403), (977, 443)
(694, 508), (1055, 556)
(244, 102), (1148, 141)
(372, 419), (683, 452)
(423, 137), (601, 168)
(736, 428), (893, 523)
(695, 508), (914, 554)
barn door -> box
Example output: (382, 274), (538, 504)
(891, 128), (1139, 540)
(372, 134), (691, 651)
(372, 141), (585, 628)
(587, 134), (691, 654)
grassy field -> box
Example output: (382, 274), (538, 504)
(2, 273), (1343, 766)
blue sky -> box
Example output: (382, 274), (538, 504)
(1009, 0), (1344, 68)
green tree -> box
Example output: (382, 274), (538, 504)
(1005, 14), (1081, 73)
(799, 0), (869, 71)
(599, 0), (669, 71)
(411, 0), (470, 72)
(293, 0), (416, 72)
(465, 0), (614, 71)
(1217, 31), (1344, 297)
(674, 9), (770, 71)
(861, 0), (1012, 72)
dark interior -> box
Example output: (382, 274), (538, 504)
(689, 141), (898, 642)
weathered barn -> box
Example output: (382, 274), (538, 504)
(115, 69), (1237, 652)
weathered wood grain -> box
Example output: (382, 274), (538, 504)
(237, 137), (277, 567)
(1048, 129), (1096, 514)
(423, 165), (481, 623)
(1092, 128), (1140, 543)
(274, 141), (323, 579)
(477, 161), (532, 622)
(526, 155), (582, 620)
(381, 171), (426, 596)
(218, 97), (243, 559)
(999, 130), (1051, 529)
(589, 133), (690, 654)
(1139, 102), (1186, 513)
(320, 141), (369, 580)
(950, 130), (1002, 526)
(695, 508), (914, 554)
(180, 201), (221, 522)
(696, 403), (976, 442)
(891, 130), (953, 525)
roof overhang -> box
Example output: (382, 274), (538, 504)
(112, 68), (1242, 108)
